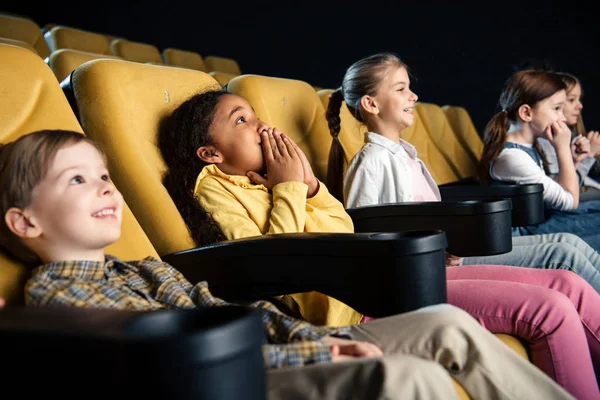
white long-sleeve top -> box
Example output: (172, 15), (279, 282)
(344, 132), (440, 209)
(490, 143), (575, 211)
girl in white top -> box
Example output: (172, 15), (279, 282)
(480, 69), (581, 210)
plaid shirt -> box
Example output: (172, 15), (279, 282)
(25, 255), (353, 369)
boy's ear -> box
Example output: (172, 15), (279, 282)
(4, 208), (42, 239)
(360, 95), (379, 116)
(196, 145), (222, 164)
(518, 104), (532, 122)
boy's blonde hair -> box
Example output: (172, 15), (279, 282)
(0, 130), (104, 265)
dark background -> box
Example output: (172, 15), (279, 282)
(4, 0), (598, 136)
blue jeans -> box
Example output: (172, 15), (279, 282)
(514, 201), (600, 252)
(463, 232), (600, 294)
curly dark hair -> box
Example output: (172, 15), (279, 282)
(158, 90), (228, 246)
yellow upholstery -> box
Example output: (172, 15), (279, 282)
(415, 102), (477, 180)
(0, 14), (50, 58)
(45, 25), (112, 55)
(0, 44), (158, 304)
(398, 105), (461, 185)
(209, 71), (238, 87)
(227, 75), (332, 181)
(0, 37), (38, 55)
(204, 55), (242, 75)
(110, 39), (163, 64)
(442, 104), (484, 163)
(49, 48), (121, 82)
(71, 59), (221, 256)
(162, 48), (206, 71)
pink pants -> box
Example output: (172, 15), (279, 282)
(447, 265), (600, 399)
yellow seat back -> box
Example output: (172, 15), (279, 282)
(110, 39), (162, 64)
(162, 48), (206, 71)
(209, 71), (238, 87)
(45, 26), (112, 55)
(49, 48), (121, 82)
(442, 104), (484, 163)
(0, 14), (50, 58)
(226, 75), (331, 181)
(205, 55), (241, 75)
(0, 44), (158, 304)
(0, 37), (38, 55)
(71, 59), (221, 256)
(415, 102), (476, 180)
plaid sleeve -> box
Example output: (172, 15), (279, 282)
(25, 274), (149, 310)
(256, 300), (352, 344)
(262, 341), (332, 369)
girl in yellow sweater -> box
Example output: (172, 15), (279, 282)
(158, 89), (362, 327)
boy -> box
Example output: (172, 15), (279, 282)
(0, 130), (573, 400)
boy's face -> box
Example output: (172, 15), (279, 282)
(26, 141), (124, 260)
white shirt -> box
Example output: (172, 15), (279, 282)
(344, 132), (440, 209)
(491, 145), (575, 211)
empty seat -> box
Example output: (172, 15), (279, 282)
(162, 47), (206, 71)
(45, 25), (112, 55)
(209, 71), (237, 86)
(204, 55), (241, 75)
(48, 48), (121, 82)
(110, 38), (162, 64)
(442, 104), (484, 164)
(0, 37), (38, 55)
(0, 14), (50, 58)
(415, 102), (477, 180)
(0, 44), (158, 304)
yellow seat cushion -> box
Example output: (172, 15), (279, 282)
(46, 26), (112, 55)
(442, 104), (484, 164)
(163, 48), (206, 71)
(110, 39), (162, 64)
(205, 55), (241, 75)
(0, 14), (50, 58)
(49, 48), (121, 82)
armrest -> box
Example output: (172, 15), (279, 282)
(0, 305), (265, 398)
(162, 231), (448, 318)
(347, 199), (513, 257)
(439, 183), (545, 226)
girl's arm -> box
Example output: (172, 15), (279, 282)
(198, 178), (309, 239)
(547, 121), (580, 208)
(492, 149), (575, 210)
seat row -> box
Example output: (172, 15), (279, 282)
(0, 13), (242, 81)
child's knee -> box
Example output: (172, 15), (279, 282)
(380, 355), (455, 397)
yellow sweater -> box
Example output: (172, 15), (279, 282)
(194, 164), (363, 327)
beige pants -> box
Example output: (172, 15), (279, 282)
(267, 304), (574, 400)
